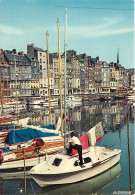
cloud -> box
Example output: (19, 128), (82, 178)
(0, 25), (24, 35)
(67, 17), (134, 38)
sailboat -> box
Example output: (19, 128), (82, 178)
(36, 163), (121, 194)
(30, 122), (121, 187)
(30, 11), (121, 188)
(1, 163), (122, 194)
(0, 115), (65, 176)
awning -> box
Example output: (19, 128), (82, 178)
(111, 87), (117, 89)
(102, 87), (110, 89)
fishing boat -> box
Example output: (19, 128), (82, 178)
(30, 122), (121, 187)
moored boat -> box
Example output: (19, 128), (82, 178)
(30, 122), (121, 187)
(0, 136), (64, 176)
(65, 96), (82, 103)
(38, 163), (121, 194)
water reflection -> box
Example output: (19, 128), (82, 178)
(0, 99), (134, 194)
(26, 100), (134, 133)
(0, 163), (121, 194)
(40, 163), (121, 195)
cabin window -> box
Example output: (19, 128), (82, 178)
(84, 157), (91, 163)
(74, 160), (79, 166)
(52, 158), (62, 166)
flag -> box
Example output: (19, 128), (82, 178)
(87, 122), (104, 146)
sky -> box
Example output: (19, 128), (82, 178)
(0, 0), (134, 68)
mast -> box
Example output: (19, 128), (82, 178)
(64, 9), (67, 144)
(2, 68), (5, 112)
(57, 18), (63, 137)
(46, 31), (51, 124)
(14, 57), (19, 122)
(0, 73), (4, 115)
(6, 64), (9, 97)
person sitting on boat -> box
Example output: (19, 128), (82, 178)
(67, 132), (85, 168)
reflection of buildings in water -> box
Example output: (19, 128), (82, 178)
(130, 104), (135, 120)
(31, 115), (41, 125)
(69, 108), (82, 132)
(89, 104), (103, 115)
(81, 107), (91, 132)
(40, 163), (121, 195)
(26, 100), (133, 132)
(102, 102), (130, 131)
(116, 109), (120, 125)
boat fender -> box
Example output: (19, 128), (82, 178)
(0, 150), (4, 163)
(35, 138), (44, 153)
(66, 118), (69, 122)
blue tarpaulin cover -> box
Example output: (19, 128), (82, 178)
(41, 125), (55, 129)
(5, 128), (57, 144)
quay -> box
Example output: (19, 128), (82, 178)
(75, 92), (128, 102)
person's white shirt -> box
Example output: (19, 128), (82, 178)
(70, 136), (81, 145)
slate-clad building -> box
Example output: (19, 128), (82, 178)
(4, 50), (40, 97)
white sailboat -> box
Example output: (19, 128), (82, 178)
(37, 163), (121, 194)
(30, 122), (121, 187)
(30, 12), (121, 187)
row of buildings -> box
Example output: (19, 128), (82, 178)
(0, 44), (135, 99)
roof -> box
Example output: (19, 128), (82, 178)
(90, 58), (97, 63)
(26, 54), (39, 62)
(34, 47), (44, 52)
(5, 53), (30, 64)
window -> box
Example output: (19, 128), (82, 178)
(74, 160), (79, 166)
(84, 157), (91, 163)
(52, 158), (62, 166)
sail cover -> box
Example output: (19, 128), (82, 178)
(5, 128), (57, 144)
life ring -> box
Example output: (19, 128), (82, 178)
(0, 150), (4, 163)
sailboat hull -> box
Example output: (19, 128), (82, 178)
(0, 147), (64, 178)
(31, 151), (121, 187)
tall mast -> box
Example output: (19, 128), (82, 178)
(6, 64), (9, 97)
(46, 31), (51, 124)
(3, 67), (5, 100)
(57, 18), (63, 137)
(0, 73), (4, 115)
(64, 9), (67, 144)
(14, 57), (19, 122)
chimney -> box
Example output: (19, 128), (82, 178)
(27, 43), (34, 56)
(12, 49), (16, 54)
(18, 51), (24, 56)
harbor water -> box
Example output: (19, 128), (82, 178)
(0, 99), (134, 194)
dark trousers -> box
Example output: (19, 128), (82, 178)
(68, 144), (83, 165)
